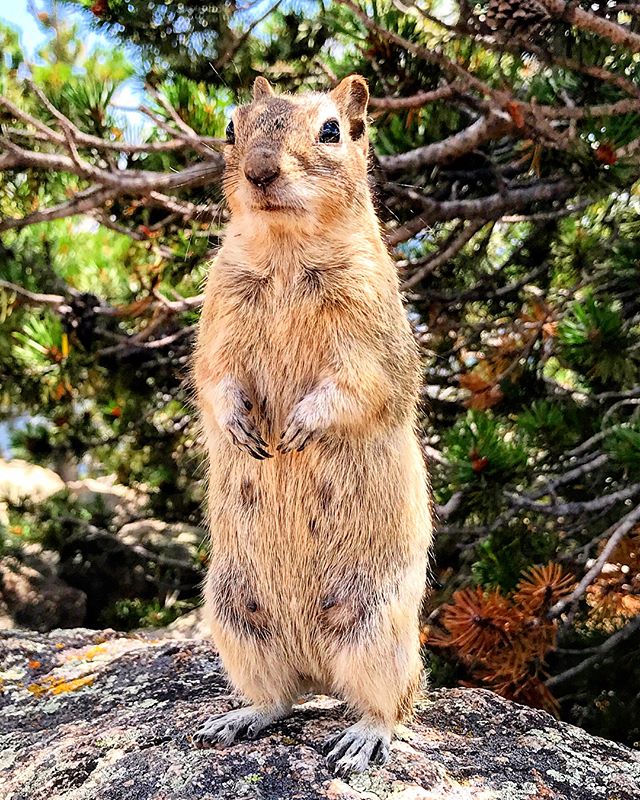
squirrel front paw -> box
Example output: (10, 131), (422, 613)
(277, 396), (326, 454)
(224, 395), (272, 460)
(226, 412), (272, 460)
(213, 380), (272, 460)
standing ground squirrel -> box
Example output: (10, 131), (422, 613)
(192, 74), (433, 776)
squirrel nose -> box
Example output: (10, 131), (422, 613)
(244, 148), (280, 189)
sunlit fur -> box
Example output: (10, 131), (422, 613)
(194, 75), (433, 760)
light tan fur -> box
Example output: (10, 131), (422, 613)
(192, 75), (433, 775)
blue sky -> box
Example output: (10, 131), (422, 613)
(0, 1), (118, 58)
(1, 1), (146, 136)
(0, 1), (45, 56)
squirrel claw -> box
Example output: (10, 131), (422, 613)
(278, 423), (319, 454)
(227, 413), (272, 459)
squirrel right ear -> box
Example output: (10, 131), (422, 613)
(330, 75), (369, 119)
(253, 76), (274, 101)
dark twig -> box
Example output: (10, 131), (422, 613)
(546, 615), (640, 687)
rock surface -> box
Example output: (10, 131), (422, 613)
(66, 475), (149, 524)
(117, 518), (205, 566)
(0, 628), (638, 800)
(0, 458), (65, 526)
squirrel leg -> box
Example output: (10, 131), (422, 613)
(324, 615), (423, 775)
(193, 610), (299, 748)
(191, 654), (295, 749)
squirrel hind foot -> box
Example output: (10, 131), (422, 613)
(324, 719), (391, 776)
(191, 703), (289, 749)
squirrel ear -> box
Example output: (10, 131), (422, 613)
(253, 76), (274, 101)
(330, 75), (369, 121)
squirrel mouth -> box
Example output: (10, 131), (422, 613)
(253, 198), (297, 213)
(245, 181), (298, 212)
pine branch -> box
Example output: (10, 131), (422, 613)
(336, 0), (498, 100)
(0, 84), (223, 232)
(0, 139), (222, 231)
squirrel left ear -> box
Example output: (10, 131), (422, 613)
(253, 76), (274, 101)
(330, 75), (369, 140)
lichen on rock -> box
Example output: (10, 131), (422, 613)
(0, 628), (638, 799)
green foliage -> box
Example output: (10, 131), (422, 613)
(517, 400), (584, 451)
(12, 312), (65, 369)
(606, 424), (640, 477)
(156, 76), (231, 138)
(557, 295), (637, 385)
(471, 524), (558, 592)
(102, 596), (198, 630)
(443, 410), (528, 486)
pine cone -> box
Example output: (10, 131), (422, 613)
(486, 0), (551, 37)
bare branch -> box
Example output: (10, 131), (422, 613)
(401, 220), (487, 290)
(147, 191), (222, 222)
(546, 615), (640, 688)
(0, 92), (221, 155)
(434, 491), (464, 521)
(1, 141), (223, 190)
(380, 110), (512, 173)
(0, 186), (118, 233)
(528, 453), (610, 501)
(507, 482), (640, 516)
(369, 85), (458, 110)
(0, 95), (61, 141)
(385, 180), (574, 245)
(152, 289), (205, 313)
(501, 199), (593, 223)
(98, 324), (197, 357)
(534, 97), (640, 120)
(537, 0), (640, 54)
(0, 279), (70, 312)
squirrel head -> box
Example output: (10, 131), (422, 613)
(223, 75), (370, 226)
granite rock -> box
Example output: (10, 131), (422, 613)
(0, 628), (638, 800)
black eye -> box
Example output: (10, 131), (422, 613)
(318, 119), (340, 144)
(226, 120), (235, 144)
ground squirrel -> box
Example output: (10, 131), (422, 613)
(192, 75), (433, 776)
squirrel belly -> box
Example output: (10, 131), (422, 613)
(193, 74), (433, 776)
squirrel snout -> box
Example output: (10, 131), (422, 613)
(244, 148), (281, 189)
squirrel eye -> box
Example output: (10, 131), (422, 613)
(318, 118), (340, 144)
(225, 120), (235, 144)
